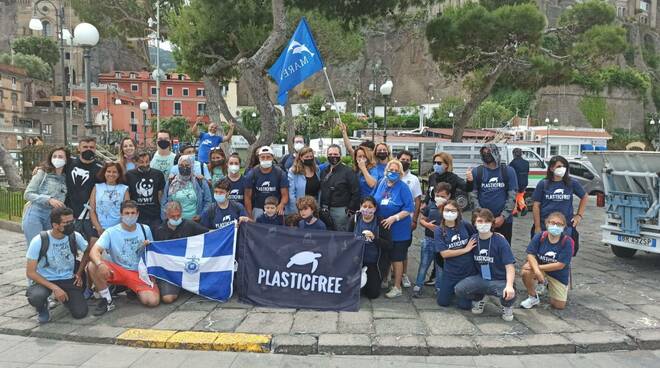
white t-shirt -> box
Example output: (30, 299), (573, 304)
(402, 171), (422, 220)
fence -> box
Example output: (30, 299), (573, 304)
(0, 190), (25, 221)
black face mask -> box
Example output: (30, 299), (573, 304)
(62, 223), (75, 235)
(138, 166), (150, 173)
(481, 152), (495, 164)
(212, 159), (226, 165)
(302, 159), (314, 166)
(179, 167), (192, 176)
(80, 150), (95, 161)
(328, 156), (341, 166)
(157, 140), (171, 149)
(376, 152), (388, 160)
(401, 162), (411, 172)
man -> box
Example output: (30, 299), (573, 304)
(155, 201), (209, 303)
(279, 135), (307, 171)
(509, 148), (529, 216)
(201, 179), (250, 229)
(86, 200), (158, 315)
(320, 144), (360, 231)
(397, 150), (423, 288)
(466, 144), (518, 243)
(244, 146), (289, 219)
(65, 136), (103, 239)
(192, 119), (234, 164)
(126, 151), (165, 231)
(150, 130), (177, 178)
(26, 207), (89, 323)
(169, 144), (211, 181)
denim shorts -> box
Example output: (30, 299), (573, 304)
(389, 239), (412, 262)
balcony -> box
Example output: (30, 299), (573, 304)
(174, 110), (182, 116)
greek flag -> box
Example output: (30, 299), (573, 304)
(139, 222), (237, 302)
(268, 17), (324, 105)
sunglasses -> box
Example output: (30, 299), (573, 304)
(434, 161), (444, 165)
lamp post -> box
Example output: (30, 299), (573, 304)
(380, 79), (393, 143)
(140, 101), (149, 147)
(448, 111), (455, 132)
(29, 0), (68, 145)
(73, 22), (99, 131)
(650, 116), (660, 150)
(148, 5), (161, 132)
(544, 117), (559, 159)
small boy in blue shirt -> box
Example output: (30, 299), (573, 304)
(297, 196), (326, 230)
(256, 196), (285, 226)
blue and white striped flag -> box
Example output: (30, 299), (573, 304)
(139, 222), (237, 302)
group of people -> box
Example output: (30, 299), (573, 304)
(22, 120), (588, 324)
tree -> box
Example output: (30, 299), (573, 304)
(11, 37), (60, 66)
(0, 53), (51, 81)
(426, 0), (628, 141)
(152, 116), (195, 143)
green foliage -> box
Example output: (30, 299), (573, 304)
(608, 128), (649, 150)
(571, 66), (650, 96)
(572, 25), (626, 64)
(152, 116), (194, 143)
(471, 100), (514, 128)
(11, 37), (59, 66)
(431, 97), (464, 126)
(558, 0), (616, 34)
(0, 53), (51, 81)
(491, 88), (534, 116)
(240, 109), (262, 136)
(578, 96), (612, 128)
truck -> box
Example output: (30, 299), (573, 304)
(583, 150), (660, 258)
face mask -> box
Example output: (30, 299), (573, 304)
(122, 215), (138, 226)
(81, 150), (95, 161)
(62, 223), (75, 235)
(433, 164), (445, 175)
(214, 194), (226, 203)
(547, 224), (564, 236)
(386, 171), (400, 182)
(302, 158), (314, 166)
(476, 223), (492, 234)
(376, 152), (388, 160)
(168, 218), (182, 227)
(260, 160), (273, 169)
(51, 158), (66, 169)
(228, 164), (240, 174)
(138, 166), (150, 173)
(207, 131), (216, 136)
(435, 197), (448, 207)
(157, 140), (171, 149)
(294, 142), (305, 151)
(443, 211), (458, 221)
(360, 207), (376, 216)
(481, 152), (495, 164)
(179, 167), (192, 176)
(554, 167), (567, 177)
(328, 156), (341, 166)
(401, 162), (411, 172)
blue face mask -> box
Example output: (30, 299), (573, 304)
(122, 215), (138, 226)
(386, 171), (400, 182)
(168, 218), (183, 227)
(214, 194), (227, 203)
(433, 164), (445, 175)
(547, 225), (564, 236)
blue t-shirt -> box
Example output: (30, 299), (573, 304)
(421, 201), (443, 238)
(197, 133), (223, 164)
(298, 218), (327, 230)
(228, 176), (247, 205)
(96, 223), (154, 271)
(471, 234), (515, 281)
(95, 183), (129, 229)
(256, 214), (285, 226)
(358, 167), (380, 198)
(354, 216), (380, 264)
(372, 179), (414, 241)
(526, 233), (572, 285)
(434, 221), (477, 279)
(375, 163), (386, 183)
(201, 202), (247, 229)
(532, 178), (585, 230)
(471, 166), (518, 223)
(26, 231), (88, 281)
(245, 167), (289, 209)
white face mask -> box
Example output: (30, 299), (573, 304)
(554, 167), (567, 177)
(435, 197), (448, 207)
(294, 142), (305, 151)
(260, 160), (273, 169)
(228, 164), (240, 174)
(476, 223), (492, 234)
(443, 211), (458, 221)
(51, 158), (66, 169)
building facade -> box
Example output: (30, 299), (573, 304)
(0, 64), (41, 150)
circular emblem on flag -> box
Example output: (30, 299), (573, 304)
(185, 257), (200, 274)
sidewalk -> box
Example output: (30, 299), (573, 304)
(1, 199), (660, 355)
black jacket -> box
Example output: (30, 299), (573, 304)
(320, 163), (360, 211)
(155, 219), (208, 241)
(425, 171), (466, 203)
(509, 157), (529, 192)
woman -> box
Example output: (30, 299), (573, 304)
(425, 152), (465, 204)
(373, 143), (390, 181)
(208, 147), (227, 187)
(89, 162), (130, 244)
(353, 146), (379, 198)
(22, 146), (70, 243)
(161, 155), (212, 222)
(226, 153), (247, 205)
(521, 212), (574, 310)
(348, 196), (393, 299)
(117, 137), (137, 172)
(531, 155), (587, 251)
(371, 159), (414, 298)
(287, 147), (320, 214)
(434, 200), (477, 309)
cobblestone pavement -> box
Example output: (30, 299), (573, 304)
(1, 335), (659, 368)
(1, 198), (660, 355)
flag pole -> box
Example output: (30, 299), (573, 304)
(322, 67), (342, 144)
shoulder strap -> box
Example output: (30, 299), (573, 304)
(139, 223), (147, 240)
(68, 233), (77, 257)
(540, 231), (548, 243)
(500, 164), (509, 191)
(38, 231), (49, 263)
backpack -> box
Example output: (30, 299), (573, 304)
(540, 231), (576, 256)
(38, 231), (78, 268)
(474, 164), (510, 199)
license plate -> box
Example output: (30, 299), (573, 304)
(617, 235), (655, 247)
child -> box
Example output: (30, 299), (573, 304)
(256, 196), (285, 226)
(296, 196), (326, 230)
(285, 214), (302, 227)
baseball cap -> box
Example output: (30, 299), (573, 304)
(258, 146), (274, 156)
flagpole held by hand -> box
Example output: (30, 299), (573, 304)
(322, 67), (343, 144)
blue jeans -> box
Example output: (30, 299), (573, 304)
(22, 204), (52, 244)
(454, 275), (515, 307)
(436, 272), (472, 310)
(415, 237), (436, 287)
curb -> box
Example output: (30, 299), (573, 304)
(0, 218), (22, 233)
(116, 328), (272, 352)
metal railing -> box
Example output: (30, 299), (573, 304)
(0, 190), (25, 221)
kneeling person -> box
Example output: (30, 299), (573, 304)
(26, 207), (89, 323)
(87, 200), (158, 315)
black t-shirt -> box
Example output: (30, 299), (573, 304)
(65, 158), (103, 218)
(305, 174), (320, 197)
(154, 219), (208, 241)
(125, 168), (165, 222)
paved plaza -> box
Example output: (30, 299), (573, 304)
(1, 198), (660, 356)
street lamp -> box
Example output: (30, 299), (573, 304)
(140, 101), (149, 147)
(544, 117), (558, 159)
(448, 111), (455, 132)
(320, 105), (326, 112)
(380, 79), (393, 143)
(73, 22), (99, 131)
(650, 116), (660, 150)
(29, 0), (67, 145)
(251, 111), (257, 118)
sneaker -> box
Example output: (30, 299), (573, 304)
(471, 297), (486, 314)
(402, 274), (412, 288)
(93, 298), (116, 316)
(412, 286), (423, 299)
(385, 287), (402, 299)
(502, 306), (514, 322)
(520, 295), (540, 309)
(423, 277), (435, 286)
(47, 296), (58, 309)
(37, 303), (50, 324)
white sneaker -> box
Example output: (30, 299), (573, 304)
(47, 296), (58, 309)
(402, 274), (412, 288)
(412, 285), (421, 292)
(502, 306), (514, 322)
(520, 295), (540, 309)
(471, 296), (486, 314)
(385, 287), (402, 299)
